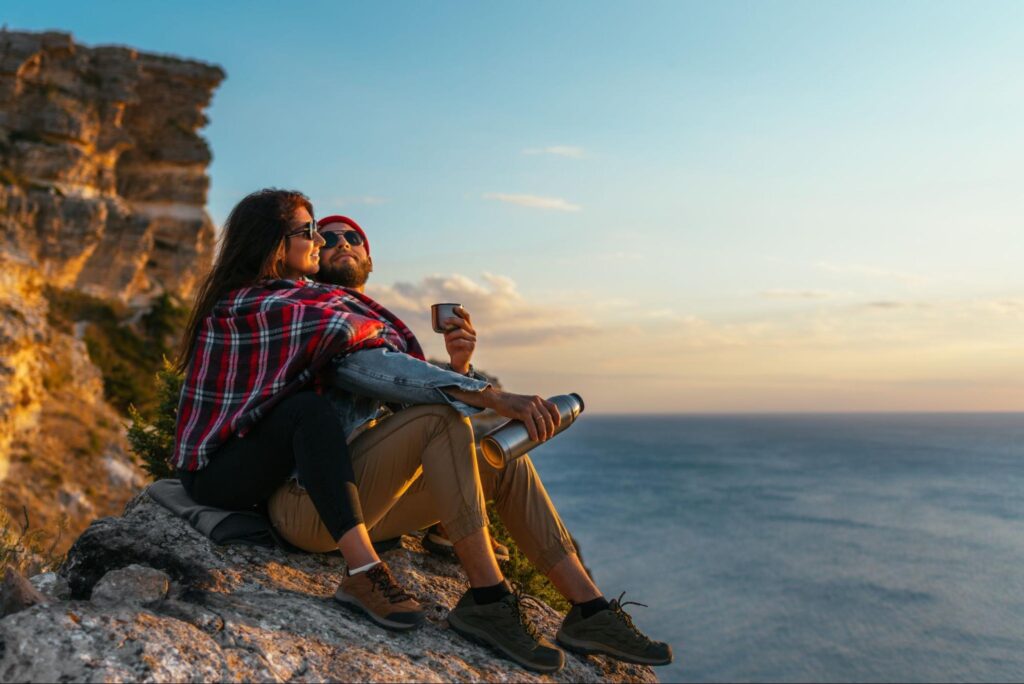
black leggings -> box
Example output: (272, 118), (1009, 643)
(179, 391), (361, 542)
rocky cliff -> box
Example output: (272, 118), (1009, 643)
(0, 491), (656, 683)
(0, 29), (223, 556)
(0, 29), (223, 301)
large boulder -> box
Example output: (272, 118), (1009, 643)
(0, 492), (657, 682)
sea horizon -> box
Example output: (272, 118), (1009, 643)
(586, 410), (1024, 417)
(535, 412), (1024, 683)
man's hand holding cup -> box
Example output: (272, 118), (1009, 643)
(431, 302), (476, 375)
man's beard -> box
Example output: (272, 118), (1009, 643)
(317, 258), (371, 288)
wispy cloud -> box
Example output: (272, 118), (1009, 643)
(862, 300), (914, 310)
(367, 272), (597, 349)
(522, 145), (586, 158)
(759, 289), (837, 300)
(814, 261), (929, 286)
(483, 193), (581, 212)
(360, 276), (1024, 410)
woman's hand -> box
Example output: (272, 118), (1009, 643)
(443, 306), (476, 375)
(485, 390), (561, 442)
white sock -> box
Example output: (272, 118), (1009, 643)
(348, 561), (381, 575)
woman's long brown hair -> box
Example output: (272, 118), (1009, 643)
(175, 188), (314, 372)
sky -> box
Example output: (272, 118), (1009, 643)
(8, 1), (1024, 412)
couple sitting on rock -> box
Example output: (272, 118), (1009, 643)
(173, 188), (671, 673)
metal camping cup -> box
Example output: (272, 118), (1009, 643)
(431, 302), (461, 333)
(479, 393), (585, 468)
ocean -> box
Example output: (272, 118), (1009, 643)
(527, 414), (1024, 683)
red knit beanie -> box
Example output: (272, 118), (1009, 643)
(316, 215), (370, 256)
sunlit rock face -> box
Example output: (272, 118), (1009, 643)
(0, 29), (223, 302)
(0, 252), (145, 548)
(0, 30), (221, 549)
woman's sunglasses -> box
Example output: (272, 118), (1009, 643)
(284, 220), (318, 241)
(284, 222), (365, 249)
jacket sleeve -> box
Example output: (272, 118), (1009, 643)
(329, 348), (490, 413)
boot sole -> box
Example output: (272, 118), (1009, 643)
(556, 630), (673, 666)
(333, 591), (426, 632)
(448, 611), (565, 673)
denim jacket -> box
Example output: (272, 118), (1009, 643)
(327, 348), (491, 442)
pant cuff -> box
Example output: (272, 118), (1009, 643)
(442, 507), (489, 544)
(532, 533), (578, 575)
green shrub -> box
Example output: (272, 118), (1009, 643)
(44, 288), (187, 417)
(486, 502), (571, 613)
(127, 362), (183, 480)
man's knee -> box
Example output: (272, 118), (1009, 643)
(486, 452), (539, 501)
(409, 403), (475, 439)
(402, 402), (464, 423)
(504, 453), (538, 479)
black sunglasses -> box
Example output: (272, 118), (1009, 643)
(321, 229), (365, 249)
(284, 220), (318, 241)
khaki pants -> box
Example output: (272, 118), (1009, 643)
(269, 404), (577, 573)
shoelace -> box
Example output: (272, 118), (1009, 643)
(507, 587), (546, 643)
(367, 565), (416, 604)
(608, 592), (655, 645)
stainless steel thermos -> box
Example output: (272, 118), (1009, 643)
(479, 393), (585, 468)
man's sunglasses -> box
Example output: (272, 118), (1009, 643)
(320, 229), (364, 249)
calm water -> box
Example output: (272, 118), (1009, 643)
(528, 414), (1024, 683)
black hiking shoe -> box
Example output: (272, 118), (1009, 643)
(447, 589), (565, 673)
(556, 593), (673, 666)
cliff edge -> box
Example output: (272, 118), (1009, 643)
(0, 491), (657, 683)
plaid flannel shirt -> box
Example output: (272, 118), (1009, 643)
(173, 278), (423, 471)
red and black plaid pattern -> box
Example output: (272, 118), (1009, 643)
(173, 278), (424, 471)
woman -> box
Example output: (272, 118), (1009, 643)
(174, 188), (426, 631)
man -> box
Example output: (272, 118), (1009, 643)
(268, 214), (672, 673)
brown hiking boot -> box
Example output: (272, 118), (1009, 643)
(334, 562), (426, 631)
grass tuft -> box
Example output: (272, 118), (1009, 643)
(0, 506), (68, 577)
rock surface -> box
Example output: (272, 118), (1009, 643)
(90, 563), (170, 606)
(0, 492), (658, 683)
(0, 567), (49, 616)
(0, 28), (220, 547)
(0, 29), (223, 302)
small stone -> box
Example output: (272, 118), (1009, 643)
(90, 564), (170, 606)
(29, 572), (71, 601)
(2, 567), (50, 616)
